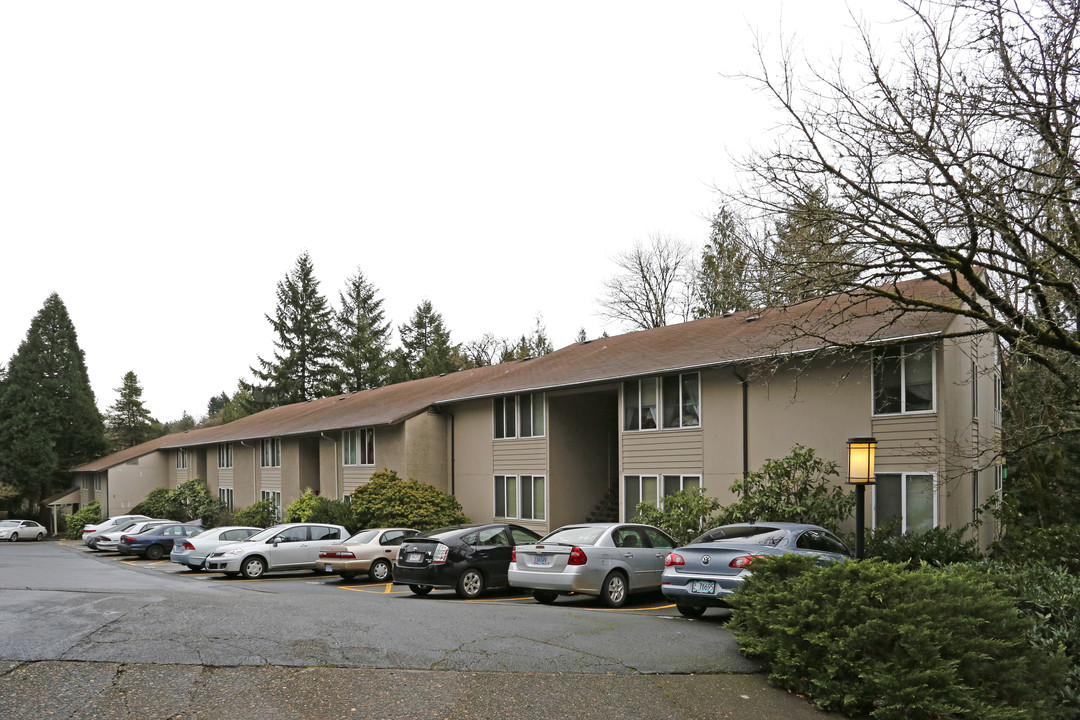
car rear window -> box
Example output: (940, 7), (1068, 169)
(347, 530), (379, 544)
(539, 526), (604, 546)
(693, 525), (784, 543)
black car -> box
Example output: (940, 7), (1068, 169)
(393, 523), (542, 599)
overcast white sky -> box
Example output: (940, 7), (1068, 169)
(0, 1), (905, 422)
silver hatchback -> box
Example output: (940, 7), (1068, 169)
(508, 522), (677, 607)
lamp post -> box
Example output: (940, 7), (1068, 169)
(846, 436), (877, 560)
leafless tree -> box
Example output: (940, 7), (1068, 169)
(737, 0), (1080, 385)
(599, 233), (695, 330)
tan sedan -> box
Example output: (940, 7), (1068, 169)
(316, 527), (420, 582)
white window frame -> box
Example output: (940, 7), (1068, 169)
(872, 343), (937, 416)
(661, 372), (701, 430)
(176, 449), (188, 470)
(994, 464), (1004, 495)
(493, 475), (518, 519)
(993, 373), (1002, 426)
(219, 487), (234, 510)
(872, 472), (939, 533)
(661, 474), (701, 504)
(359, 427), (374, 465)
(218, 443), (233, 469)
(93, 476), (101, 492)
(260, 438), (281, 468)
(623, 474), (660, 521)
(623, 378), (660, 432)
(493, 394), (546, 439)
(519, 475), (546, 521)
(624, 373), (701, 433)
(261, 490), (282, 520)
(342, 429), (358, 466)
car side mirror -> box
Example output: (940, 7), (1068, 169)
(270, 538), (280, 546)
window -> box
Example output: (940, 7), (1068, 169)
(623, 475), (659, 520)
(624, 373), (700, 432)
(995, 464), (1004, 495)
(176, 449), (188, 470)
(873, 343), (935, 414)
(93, 477), (101, 492)
(494, 394), (545, 439)
(260, 438), (281, 468)
(520, 475), (546, 521)
(494, 475), (518, 518)
(972, 469), (980, 524)
(342, 429), (373, 465)
(218, 443), (233, 469)
(994, 373), (1002, 426)
(261, 490), (282, 520)
(971, 360), (978, 418)
(342, 430), (358, 466)
(663, 475), (700, 499)
(219, 487), (234, 510)
(874, 473), (937, 534)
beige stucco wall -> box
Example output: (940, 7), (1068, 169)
(450, 399), (497, 525)
(105, 451), (170, 514)
(402, 412), (450, 492)
(234, 441), (258, 507)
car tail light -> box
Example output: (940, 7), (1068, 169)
(568, 547), (587, 565)
(511, 546), (516, 562)
(121, 535), (135, 543)
(432, 543), (449, 565)
(180, 541), (195, 551)
(320, 550), (355, 559)
(665, 553), (684, 567)
(729, 555), (760, 569)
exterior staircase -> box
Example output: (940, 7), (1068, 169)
(585, 486), (619, 523)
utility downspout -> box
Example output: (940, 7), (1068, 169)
(320, 433), (339, 500)
(732, 368), (749, 478)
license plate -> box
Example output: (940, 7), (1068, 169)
(533, 555), (550, 566)
(325, 564), (332, 572)
(407, 553), (423, 563)
(691, 580), (715, 594)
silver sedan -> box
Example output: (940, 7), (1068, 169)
(170, 526), (262, 571)
(508, 523), (677, 608)
(0, 520), (46, 541)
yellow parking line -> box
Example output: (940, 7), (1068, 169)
(591, 603), (676, 612)
(466, 595), (533, 602)
(341, 583), (407, 594)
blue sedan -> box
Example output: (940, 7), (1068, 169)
(118, 523), (204, 560)
(660, 522), (852, 618)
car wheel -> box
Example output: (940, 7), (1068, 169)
(88, 538), (99, 550)
(676, 604), (706, 618)
(455, 568), (485, 599)
(241, 557), (267, 579)
(533, 590), (558, 605)
(600, 571), (628, 608)
(144, 545), (165, 560)
(369, 559), (392, 583)
(35, 532), (44, 541)
(8, 533), (17, 542)
(409, 584), (433, 596)
(338, 571), (358, 581)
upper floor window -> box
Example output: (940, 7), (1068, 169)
(176, 449), (188, 470)
(993, 373), (1002, 426)
(494, 393), (545, 439)
(260, 438), (281, 468)
(342, 428), (375, 466)
(624, 373), (700, 431)
(218, 443), (233, 469)
(873, 343), (935, 415)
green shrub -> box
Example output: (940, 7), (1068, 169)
(131, 479), (226, 526)
(233, 498), (279, 528)
(285, 489), (357, 534)
(131, 487), (177, 519)
(65, 501), (101, 539)
(991, 523), (1080, 574)
(713, 444), (855, 532)
(728, 555), (1067, 720)
(349, 468), (468, 532)
(865, 524), (982, 568)
(632, 487), (721, 544)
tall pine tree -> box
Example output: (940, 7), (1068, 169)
(105, 371), (154, 449)
(0, 293), (108, 507)
(333, 267), (392, 393)
(391, 300), (461, 382)
(245, 252), (337, 408)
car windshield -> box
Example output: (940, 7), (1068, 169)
(539, 526), (605, 546)
(0, 521), (18, 528)
(345, 530), (379, 544)
(244, 526), (286, 543)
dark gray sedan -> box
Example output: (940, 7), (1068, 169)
(660, 522), (852, 617)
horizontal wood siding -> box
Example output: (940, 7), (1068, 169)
(871, 414), (941, 471)
(217, 469), (233, 488)
(493, 438), (547, 475)
(622, 429), (704, 474)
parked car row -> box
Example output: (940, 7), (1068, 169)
(82, 513), (854, 615)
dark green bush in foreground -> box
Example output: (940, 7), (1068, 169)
(991, 523), (1080, 575)
(349, 469), (468, 532)
(64, 501), (101, 539)
(864, 524), (982, 568)
(728, 555), (1068, 720)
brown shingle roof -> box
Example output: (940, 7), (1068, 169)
(72, 275), (959, 469)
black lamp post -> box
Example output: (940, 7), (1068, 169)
(846, 436), (877, 560)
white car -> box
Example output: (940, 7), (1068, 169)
(203, 523), (348, 579)
(170, 526), (262, 571)
(93, 519), (171, 552)
(0, 519), (47, 541)
(81, 515), (150, 549)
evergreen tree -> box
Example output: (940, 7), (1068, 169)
(246, 252), (337, 407)
(0, 293), (108, 506)
(391, 300), (461, 382)
(499, 316), (554, 362)
(695, 204), (755, 317)
(105, 371), (154, 449)
(333, 267), (392, 392)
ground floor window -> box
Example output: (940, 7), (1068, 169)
(219, 487), (234, 510)
(623, 474), (702, 521)
(261, 490), (282, 520)
(520, 476), (545, 521)
(874, 472), (937, 534)
(494, 475), (518, 518)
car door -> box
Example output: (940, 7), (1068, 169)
(470, 526), (514, 587)
(266, 526), (311, 569)
(639, 526), (676, 588)
(611, 526), (652, 589)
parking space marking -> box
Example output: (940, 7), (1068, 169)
(341, 583), (407, 594)
(466, 595), (533, 602)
